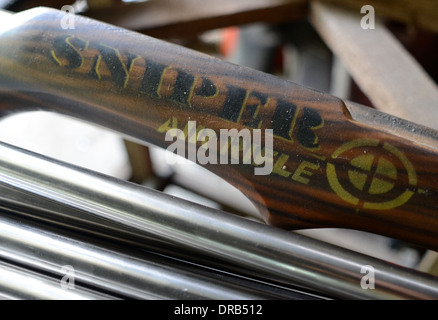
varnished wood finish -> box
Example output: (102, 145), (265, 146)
(0, 8), (437, 250)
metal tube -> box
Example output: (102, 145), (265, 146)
(0, 141), (436, 299)
(0, 163), (322, 299)
(0, 211), (297, 300)
(0, 182), (172, 250)
(0, 260), (116, 300)
(0, 9), (11, 18)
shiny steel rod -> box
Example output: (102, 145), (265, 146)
(0, 141), (437, 299)
(0, 179), (323, 299)
(0, 260), (116, 300)
(0, 182), (173, 250)
(0, 169), (325, 299)
(0, 212), (286, 300)
(0, 200), (311, 299)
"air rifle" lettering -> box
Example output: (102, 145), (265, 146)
(50, 35), (324, 150)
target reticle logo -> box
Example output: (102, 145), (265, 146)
(327, 139), (417, 210)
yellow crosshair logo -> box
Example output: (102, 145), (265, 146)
(327, 139), (417, 210)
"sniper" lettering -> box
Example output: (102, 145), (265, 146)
(50, 35), (325, 151)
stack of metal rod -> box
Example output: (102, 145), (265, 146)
(0, 141), (437, 300)
(0, 1), (437, 300)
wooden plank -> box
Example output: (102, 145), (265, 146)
(84, 0), (308, 38)
(310, 1), (438, 131)
(123, 140), (155, 185)
(2, 8), (438, 249)
(319, 0), (438, 34)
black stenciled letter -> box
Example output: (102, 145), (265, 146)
(195, 77), (218, 97)
(272, 99), (298, 140)
(140, 59), (168, 98)
(93, 44), (138, 88)
(297, 107), (324, 148)
(50, 35), (87, 69)
(241, 91), (267, 128)
(169, 69), (195, 107)
(219, 85), (247, 122)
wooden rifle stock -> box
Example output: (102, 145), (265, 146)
(0, 8), (437, 250)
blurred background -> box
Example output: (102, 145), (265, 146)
(0, 0), (437, 275)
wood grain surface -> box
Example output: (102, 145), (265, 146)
(0, 8), (437, 250)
